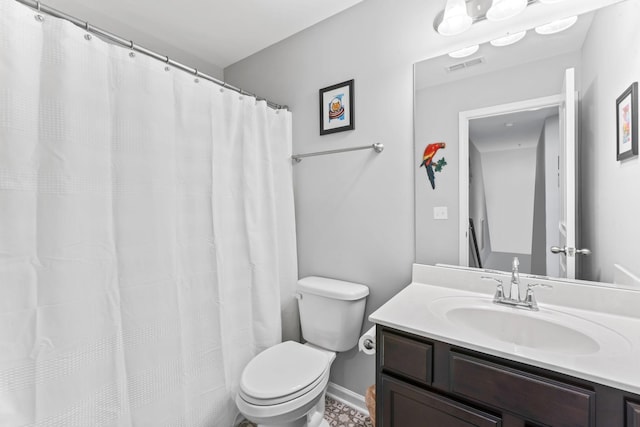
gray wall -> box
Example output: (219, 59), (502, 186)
(544, 116), (561, 278)
(532, 130), (547, 275)
(580, 0), (640, 283)
(469, 142), (491, 266)
(223, 0), (637, 397)
(224, 0), (434, 396)
(482, 146), (537, 255)
(415, 52), (581, 266)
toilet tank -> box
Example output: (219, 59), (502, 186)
(297, 276), (369, 352)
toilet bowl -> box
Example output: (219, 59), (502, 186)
(236, 342), (335, 427)
(236, 277), (369, 427)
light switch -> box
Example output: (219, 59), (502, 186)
(433, 206), (448, 220)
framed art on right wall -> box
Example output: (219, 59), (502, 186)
(616, 81), (638, 161)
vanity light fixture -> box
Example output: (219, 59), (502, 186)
(535, 15), (578, 35)
(438, 0), (473, 36)
(435, 0), (573, 37)
(486, 0), (528, 22)
(490, 30), (527, 47)
(448, 44), (480, 58)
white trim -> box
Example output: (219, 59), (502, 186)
(458, 94), (563, 267)
(459, 111), (470, 267)
(326, 382), (369, 415)
(562, 68), (577, 279)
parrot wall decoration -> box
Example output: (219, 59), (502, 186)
(419, 142), (447, 189)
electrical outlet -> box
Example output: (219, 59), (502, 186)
(433, 206), (448, 220)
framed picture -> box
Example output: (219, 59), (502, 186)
(319, 79), (354, 135)
(616, 82), (638, 160)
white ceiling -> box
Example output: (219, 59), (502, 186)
(415, 12), (594, 90)
(41, 0), (364, 74)
(470, 107), (559, 152)
(37, 0), (624, 79)
(414, 0), (625, 90)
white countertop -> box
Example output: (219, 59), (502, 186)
(369, 264), (640, 395)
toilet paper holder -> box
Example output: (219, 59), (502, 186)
(359, 325), (376, 355)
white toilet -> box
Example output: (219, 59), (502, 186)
(236, 276), (369, 427)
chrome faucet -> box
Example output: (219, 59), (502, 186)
(481, 257), (552, 311)
(510, 257), (521, 301)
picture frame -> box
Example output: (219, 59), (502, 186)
(616, 81), (638, 161)
(319, 79), (354, 135)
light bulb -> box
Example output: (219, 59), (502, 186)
(448, 45), (480, 59)
(490, 30), (527, 47)
(438, 0), (473, 36)
(535, 16), (578, 35)
(486, 0), (527, 22)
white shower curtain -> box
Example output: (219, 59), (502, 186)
(0, 1), (298, 426)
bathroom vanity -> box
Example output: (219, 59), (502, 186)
(370, 265), (640, 427)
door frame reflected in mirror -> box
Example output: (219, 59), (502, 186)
(458, 94), (564, 271)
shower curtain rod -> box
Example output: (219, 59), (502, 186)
(15, 0), (288, 111)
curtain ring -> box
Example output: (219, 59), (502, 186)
(36, 1), (41, 11)
(129, 40), (134, 49)
(164, 56), (169, 63)
(84, 21), (89, 31)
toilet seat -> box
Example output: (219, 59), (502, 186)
(236, 365), (330, 426)
(239, 341), (331, 406)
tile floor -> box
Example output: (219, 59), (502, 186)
(324, 396), (373, 427)
(239, 395), (373, 427)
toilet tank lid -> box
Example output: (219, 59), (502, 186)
(297, 276), (369, 301)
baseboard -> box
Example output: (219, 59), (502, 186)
(326, 382), (369, 415)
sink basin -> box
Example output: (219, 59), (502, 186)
(445, 306), (599, 354)
(430, 297), (629, 356)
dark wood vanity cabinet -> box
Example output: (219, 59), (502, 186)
(628, 402), (640, 427)
(376, 326), (640, 427)
(381, 375), (501, 427)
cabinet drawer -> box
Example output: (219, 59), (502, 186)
(381, 330), (433, 385)
(450, 352), (594, 427)
(628, 401), (640, 427)
(381, 374), (501, 427)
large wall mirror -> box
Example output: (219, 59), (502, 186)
(414, 0), (640, 288)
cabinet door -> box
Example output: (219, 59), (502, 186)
(381, 375), (501, 427)
(381, 330), (433, 385)
(628, 401), (640, 427)
(450, 352), (594, 427)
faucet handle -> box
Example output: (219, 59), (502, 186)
(482, 276), (505, 303)
(527, 283), (552, 291)
(523, 283), (552, 310)
(481, 276), (503, 284)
